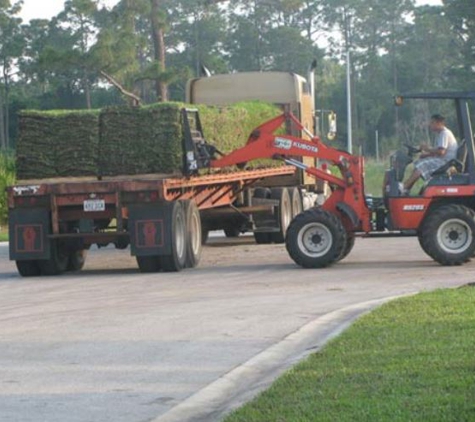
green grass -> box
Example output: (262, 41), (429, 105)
(225, 287), (475, 422)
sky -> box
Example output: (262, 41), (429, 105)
(20, 0), (444, 22)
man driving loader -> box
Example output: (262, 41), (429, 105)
(401, 114), (458, 194)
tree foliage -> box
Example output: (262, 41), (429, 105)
(0, 0), (473, 155)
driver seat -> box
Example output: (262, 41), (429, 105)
(432, 139), (467, 176)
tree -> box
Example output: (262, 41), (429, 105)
(0, 0), (23, 149)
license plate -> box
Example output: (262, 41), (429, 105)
(83, 199), (105, 212)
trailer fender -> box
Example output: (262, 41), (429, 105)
(9, 208), (51, 261)
(129, 202), (174, 257)
(336, 202), (360, 229)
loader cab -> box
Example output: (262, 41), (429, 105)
(387, 91), (475, 197)
(383, 91), (475, 233)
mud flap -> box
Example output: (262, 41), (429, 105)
(9, 208), (51, 261)
(129, 203), (173, 257)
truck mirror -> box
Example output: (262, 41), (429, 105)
(327, 111), (337, 141)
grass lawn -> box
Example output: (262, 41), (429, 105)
(225, 287), (475, 422)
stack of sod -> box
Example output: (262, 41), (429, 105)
(98, 103), (183, 176)
(16, 110), (100, 179)
(195, 101), (282, 156)
(99, 101), (281, 177)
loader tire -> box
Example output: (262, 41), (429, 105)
(286, 208), (346, 268)
(16, 260), (41, 277)
(183, 200), (202, 268)
(419, 204), (475, 266)
(160, 201), (187, 272)
(337, 235), (355, 262)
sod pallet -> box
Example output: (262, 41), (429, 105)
(16, 110), (99, 179)
(99, 101), (280, 177)
(98, 103), (184, 177)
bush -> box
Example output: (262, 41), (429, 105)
(0, 151), (16, 224)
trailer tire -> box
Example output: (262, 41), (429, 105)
(286, 209), (346, 268)
(183, 200), (202, 268)
(68, 250), (87, 271)
(290, 188), (303, 218)
(137, 255), (162, 273)
(254, 232), (271, 244)
(39, 241), (69, 275)
(253, 188), (272, 244)
(160, 201), (187, 272)
(16, 260), (41, 277)
(201, 228), (209, 245)
(271, 188), (292, 243)
(224, 227), (240, 238)
(419, 204), (475, 266)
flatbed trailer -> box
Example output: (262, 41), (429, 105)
(7, 166), (301, 276)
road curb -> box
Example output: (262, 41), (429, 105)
(152, 294), (412, 422)
(0, 241), (8, 246)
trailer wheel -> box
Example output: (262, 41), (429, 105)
(16, 260), (41, 277)
(160, 201), (187, 272)
(253, 188), (272, 244)
(39, 241), (69, 275)
(290, 188), (303, 218)
(224, 227), (240, 238)
(419, 204), (475, 265)
(136, 255), (162, 273)
(67, 250), (87, 271)
(183, 200), (202, 268)
(201, 228), (209, 245)
(271, 188), (292, 243)
(286, 209), (346, 268)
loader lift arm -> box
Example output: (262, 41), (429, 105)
(211, 112), (348, 189)
(210, 111), (371, 233)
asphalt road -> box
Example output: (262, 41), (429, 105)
(1, 235), (474, 422)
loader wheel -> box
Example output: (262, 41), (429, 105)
(39, 241), (69, 276)
(419, 204), (475, 266)
(290, 188), (303, 218)
(67, 250), (87, 271)
(183, 200), (202, 268)
(337, 235), (355, 262)
(271, 188), (292, 243)
(16, 260), (41, 277)
(286, 209), (346, 268)
(160, 201), (187, 272)
(136, 255), (162, 273)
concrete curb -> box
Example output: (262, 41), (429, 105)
(0, 242), (8, 246)
(153, 294), (412, 422)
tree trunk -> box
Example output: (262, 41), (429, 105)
(0, 92), (6, 150)
(150, 0), (168, 102)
